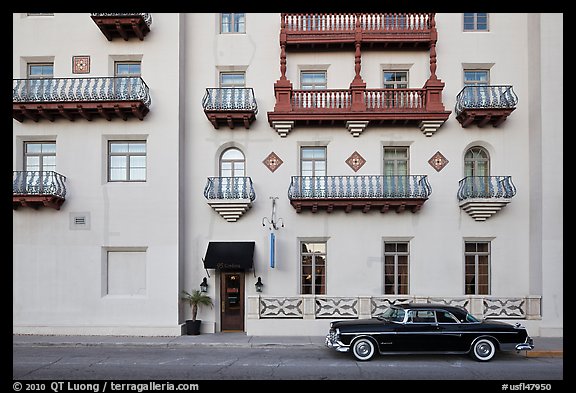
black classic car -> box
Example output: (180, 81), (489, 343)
(325, 303), (534, 361)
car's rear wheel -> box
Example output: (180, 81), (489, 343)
(470, 338), (496, 362)
(352, 337), (376, 361)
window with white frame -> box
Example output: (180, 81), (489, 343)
(384, 242), (409, 295)
(300, 241), (326, 295)
(300, 146), (327, 197)
(464, 70), (489, 87)
(464, 241), (490, 295)
(115, 61), (141, 98)
(300, 71), (327, 108)
(220, 72), (245, 87)
(27, 62), (54, 97)
(221, 13), (245, 33)
(219, 147), (247, 198)
(463, 13), (488, 31)
(108, 141), (146, 182)
(383, 71), (408, 89)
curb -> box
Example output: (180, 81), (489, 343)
(524, 350), (563, 358)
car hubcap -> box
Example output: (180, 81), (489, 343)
(357, 342), (370, 356)
(477, 343), (491, 356)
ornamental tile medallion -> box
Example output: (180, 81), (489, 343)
(72, 56), (90, 74)
(263, 152), (284, 173)
(428, 151), (449, 172)
(345, 151), (366, 172)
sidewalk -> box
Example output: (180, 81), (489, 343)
(12, 333), (562, 358)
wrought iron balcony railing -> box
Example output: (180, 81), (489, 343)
(455, 85), (518, 128)
(457, 176), (516, 201)
(13, 171), (67, 210)
(289, 175), (432, 199)
(455, 86), (518, 115)
(13, 77), (151, 122)
(91, 13), (152, 27)
(13, 77), (151, 106)
(90, 13), (152, 41)
(202, 88), (258, 112)
(204, 177), (256, 201)
(202, 88), (258, 129)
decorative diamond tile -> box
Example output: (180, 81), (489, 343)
(428, 151), (449, 172)
(72, 56), (90, 74)
(345, 151), (366, 172)
(263, 152), (284, 172)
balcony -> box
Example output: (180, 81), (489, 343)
(455, 85), (518, 128)
(268, 87), (451, 136)
(202, 88), (258, 129)
(282, 13), (434, 49)
(288, 175), (431, 213)
(13, 171), (67, 210)
(204, 177), (256, 222)
(457, 176), (516, 221)
(13, 77), (151, 122)
(90, 13), (152, 41)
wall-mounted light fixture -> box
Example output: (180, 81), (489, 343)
(255, 277), (264, 293)
(200, 277), (208, 293)
(262, 196), (284, 230)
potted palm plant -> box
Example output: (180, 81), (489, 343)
(181, 289), (213, 335)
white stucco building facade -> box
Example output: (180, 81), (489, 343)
(13, 13), (562, 337)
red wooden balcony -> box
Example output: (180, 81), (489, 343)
(91, 13), (152, 41)
(267, 85), (450, 136)
(282, 13), (434, 49)
(13, 77), (151, 122)
(13, 171), (67, 210)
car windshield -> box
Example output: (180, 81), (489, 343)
(378, 307), (405, 322)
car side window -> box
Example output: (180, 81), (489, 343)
(408, 310), (435, 323)
(436, 310), (459, 323)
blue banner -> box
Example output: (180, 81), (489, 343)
(270, 232), (275, 268)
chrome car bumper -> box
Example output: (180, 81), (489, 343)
(515, 336), (535, 352)
(325, 332), (350, 353)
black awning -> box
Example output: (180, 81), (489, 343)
(203, 241), (255, 270)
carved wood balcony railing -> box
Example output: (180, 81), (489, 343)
(455, 85), (518, 127)
(13, 170), (67, 210)
(288, 175), (431, 213)
(13, 77), (151, 122)
(268, 87), (449, 129)
(90, 13), (152, 41)
(282, 13), (434, 48)
(202, 88), (258, 129)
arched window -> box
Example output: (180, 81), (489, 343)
(219, 148), (246, 198)
(464, 146), (490, 177)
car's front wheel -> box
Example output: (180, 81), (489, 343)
(470, 338), (496, 362)
(352, 337), (376, 361)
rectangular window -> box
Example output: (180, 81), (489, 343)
(220, 72), (246, 88)
(108, 141), (147, 182)
(463, 13), (488, 31)
(300, 242), (326, 295)
(300, 146), (327, 197)
(384, 242), (409, 295)
(464, 241), (490, 295)
(115, 61), (141, 98)
(24, 141), (56, 172)
(221, 13), (245, 33)
(383, 71), (408, 89)
(383, 147), (408, 176)
(300, 71), (327, 90)
(464, 70), (489, 87)
(27, 63), (54, 97)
